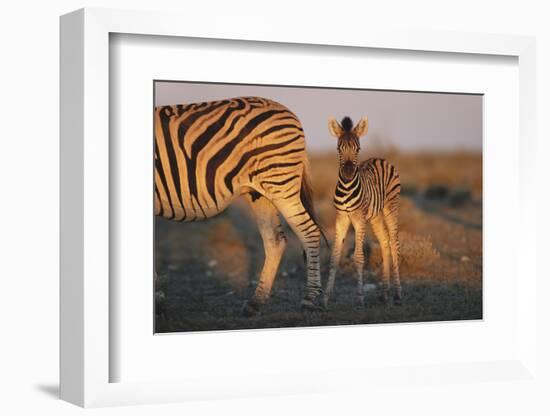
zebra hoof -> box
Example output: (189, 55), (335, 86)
(241, 299), (262, 317)
(393, 294), (402, 306)
(301, 295), (325, 312)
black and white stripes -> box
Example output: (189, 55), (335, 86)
(324, 116), (402, 307)
(154, 97), (323, 313)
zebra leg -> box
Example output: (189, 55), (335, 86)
(370, 213), (392, 304)
(324, 212), (351, 308)
(351, 216), (367, 308)
(273, 200), (323, 311)
(241, 192), (287, 316)
(383, 205), (402, 305)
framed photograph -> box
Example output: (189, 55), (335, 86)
(60, 8), (537, 407)
(152, 80), (483, 333)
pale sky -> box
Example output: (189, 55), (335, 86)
(155, 81), (482, 153)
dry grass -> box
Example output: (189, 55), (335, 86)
(155, 150), (482, 332)
(310, 149), (482, 198)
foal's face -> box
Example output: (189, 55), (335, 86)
(337, 132), (360, 180)
(328, 116), (369, 181)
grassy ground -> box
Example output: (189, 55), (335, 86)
(155, 150), (482, 333)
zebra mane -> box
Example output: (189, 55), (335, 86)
(341, 116), (353, 132)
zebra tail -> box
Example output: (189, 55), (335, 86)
(300, 161), (330, 249)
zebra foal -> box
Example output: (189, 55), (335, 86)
(323, 116), (402, 308)
(155, 97), (324, 315)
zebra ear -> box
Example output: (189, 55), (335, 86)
(328, 117), (343, 138)
(353, 116), (369, 138)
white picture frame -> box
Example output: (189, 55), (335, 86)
(60, 7), (537, 407)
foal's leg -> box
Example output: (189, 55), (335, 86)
(323, 212), (351, 307)
(370, 213), (392, 303)
(351, 215), (367, 308)
(242, 192), (287, 316)
(383, 203), (402, 305)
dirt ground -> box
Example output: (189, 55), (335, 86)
(154, 151), (482, 333)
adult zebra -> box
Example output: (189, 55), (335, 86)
(154, 96), (323, 314)
(323, 116), (402, 308)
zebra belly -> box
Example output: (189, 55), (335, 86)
(154, 187), (240, 222)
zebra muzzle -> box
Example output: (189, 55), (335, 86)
(342, 161), (356, 180)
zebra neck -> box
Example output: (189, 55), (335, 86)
(337, 171), (359, 194)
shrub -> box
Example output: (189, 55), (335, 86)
(399, 232), (441, 276)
